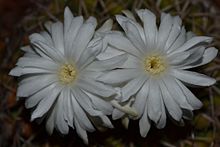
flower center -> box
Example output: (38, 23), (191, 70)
(144, 55), (166, 75)
(59, 63), (77, 84)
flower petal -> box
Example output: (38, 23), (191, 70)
(105, 33), (142, 57)
(163, 75), (193, 110)
(25, 83), (56, 108)
(139, 110), (151, 137)
(87, 54), (128, 71)
(51, 22), (65, 54)
(85, 91), (113, 115)
(46, 104), (56, 134)
(72, 17), (97, 61)
(167, 27), (186, 53)
(171, 69), (216, 86)
(123, 21), (146, 53)
(175, 79), (203, 109)
(71, 92), (95, 132)
(116, 15), (146, 49)
(73, 88), (104, 116)
(64, 7), (74, 35)
(164, 16), (182, 51)
(121, 75), (148, 102)
(132, 81), (149, 118)
(147, 80), (162, 124)
(96, 19), (113, 33)
(122, 10), (136, 20)
(181, 47), (218, 69)
(112, 109), (125, 120)
(17, 75), (58, 97)
(74, 118), (88, 144)
(97, 69), (141, 85)
(31, 85), (62, 121)
(16, 57), (59, 71)
(157, 13), (173, 51)
(77, 78), (116, 97)
(171, 36), (212, 54)
(55, 94), (69, 134)
(159, 81), (182, 121)
(64, 16), (84, 57)
(136, 9), (158, 50)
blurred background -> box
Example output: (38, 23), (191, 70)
(0, 0), (220, 146)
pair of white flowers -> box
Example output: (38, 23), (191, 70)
(10, 7), (218, 143)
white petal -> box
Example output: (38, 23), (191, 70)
(164, 16), (182, 51)
(116, 15), (146, 48)
(96, 46), (124, 60)
(64, 16), (83, 57)
(72, 17), (97, 61)
(9, 66), (22, 76)
(159, 81), (182, 121)
(31, 85), (62, 120)
(55, 94), (69, 134)
(156, 101), (166, 129)
(171, 69), (216, 86)
(74, 118), (88, 144)
(186, 31), (196, 40)
(157, 13), (173, 51)
(18, 67), (55, 76)
(63, 88), (74, 128)
(20, 45), (35, 54)
(96, 19), (113, 33)
(99, 115), (114, 128)
(17, 75), (57, 97)
(168, 51), (190, 65)
(85, 91), (113, 115)
(172, 36), (212, 54)
(31, 40), (64, 62)
(25, 83), (56, 108)
(132, 81), (149, 118)
(40, 31), (53, 47)
(112, 109), (125, 120)
(139, 110), (151, 137)
(46, 104), (56, 134)
(163, 75), (193, 110)
(181, 47), (218, 69)
(77, 78), (116, 97)
(176, 46), (206, 68)
(71, 92), (95, 132)
(87, 54), (128, 72)
(136, 9), (158, 50)
(167, 27), (186, 53)
(175, 79), (203, 109)
(105, 33), (142, 57)
(44, 21), (52, 33)
(16, 57), (59, 71)
(64, 7), (74, 35)
(123, 21), (146, 53)
(97, 69), (141, 85)
(121, 54), (140, 69)
(51, 22), (65, 54)
(77, 37), (103, 69)
(73, 88), (103, 116)
(121, 75), (148, 102)
(122, 10), (136, 21)
(147, 80), (162, 124)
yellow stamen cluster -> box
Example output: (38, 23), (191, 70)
(59, 64), (77, 84)
(144, 55), (166, 75)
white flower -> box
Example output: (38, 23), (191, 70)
(9, 7), (117, 143)
(97, 9), (218, 137)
